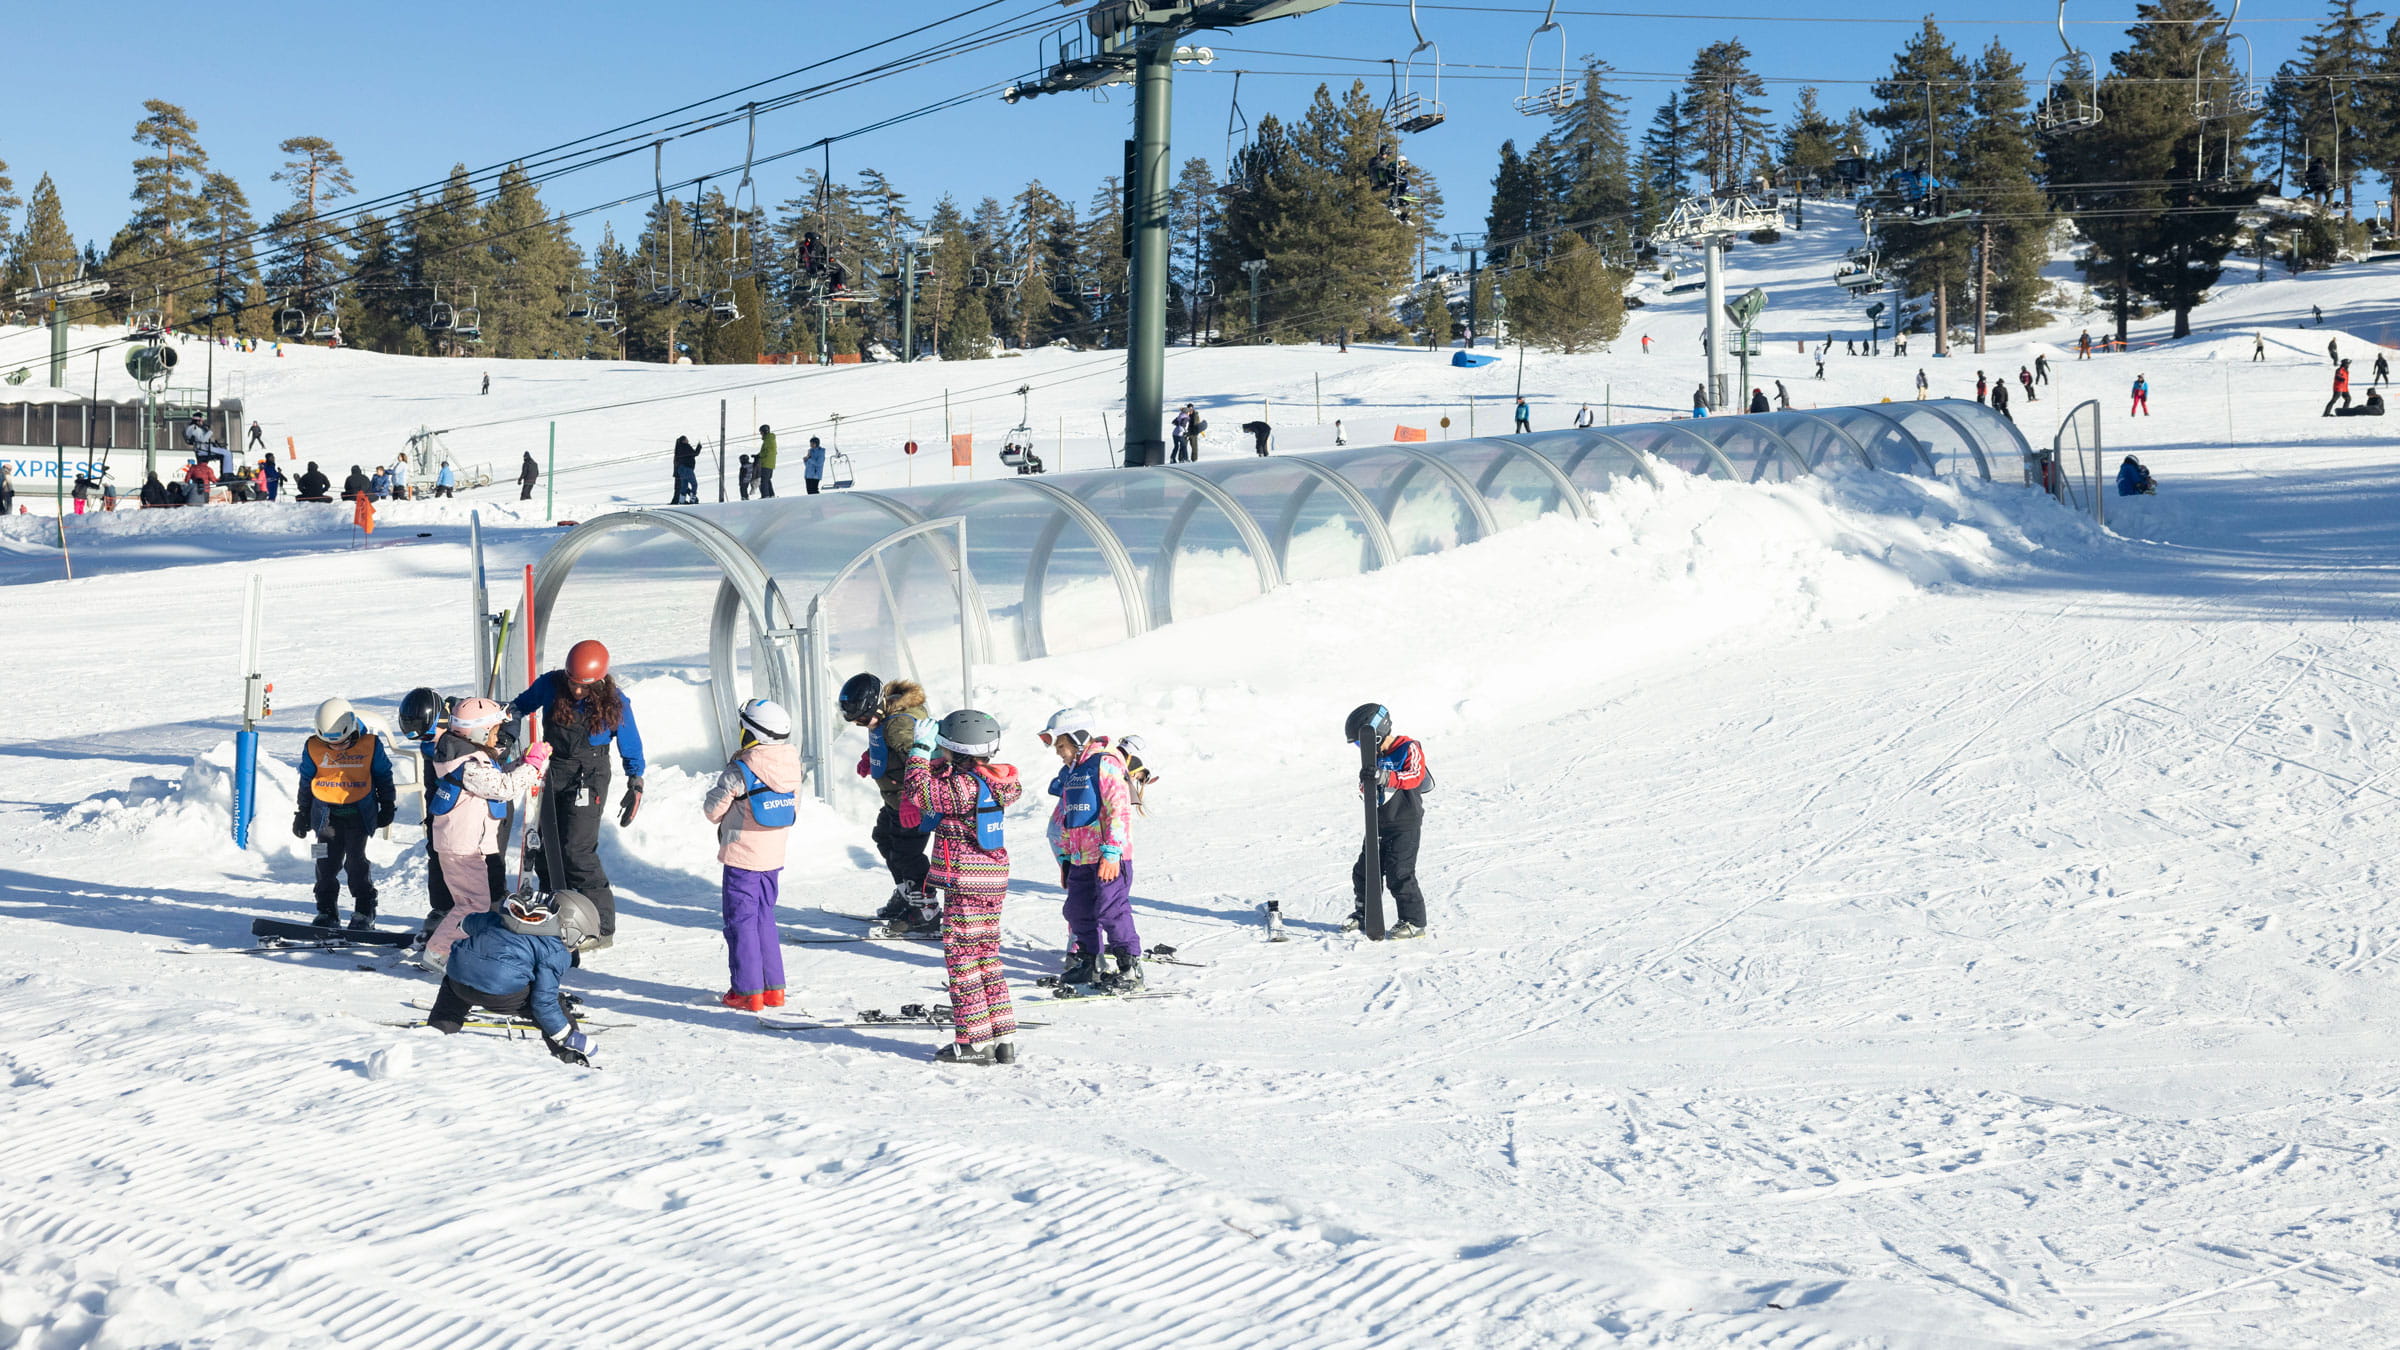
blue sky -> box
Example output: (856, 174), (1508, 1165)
(0, 0), (2347, 265)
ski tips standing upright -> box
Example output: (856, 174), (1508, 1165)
(1344, 703), (1432, 940)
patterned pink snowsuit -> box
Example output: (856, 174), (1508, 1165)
(905, 754), (1024, 1048)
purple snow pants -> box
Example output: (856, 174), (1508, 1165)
(1062, 860), (1138, 954)
(722, 865), (786, 996)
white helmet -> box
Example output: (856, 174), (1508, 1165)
(1040, 708), (1094, 745)
(314, 698), (362, 740)
(739, 697), (792, 742)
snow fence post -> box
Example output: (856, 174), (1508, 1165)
(545, 423), (555, 522)
(233, 574), (266, 850)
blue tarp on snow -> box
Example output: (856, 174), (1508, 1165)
(1451, 351), (1499, 368)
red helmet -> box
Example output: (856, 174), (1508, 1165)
(565, 639), (609, 683)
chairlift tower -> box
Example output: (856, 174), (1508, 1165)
(1006, 0), (1340, 467)
(12, 265), (110, 389)
(1649, 194), (1779, 410)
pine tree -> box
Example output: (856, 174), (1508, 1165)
(265, 137), (355, 328)
(1418, 274), (1454, 347)
(2252, 65), (2309, 189)
(1010, 180), (1079, 348)
(480, 163), (583, 358)
(2292, 0), (2381, 213)
(1780, 87), (1840, 189)
(1682, 41), (1773, 192)
(1639, 95), (1695, 199)
(194, 172), (258, 336)
(1485, 140), (1543, 250)
(345, 213), (420, 353)
(1078, 177), (1128, 348)
(1170, 157), (1220, 344)
(9, 174), (79, 295)
(0, 156), (17, 243)
(1250, 82), (1421, 341)
(108, 100), (212, 323)
(1867, 20), (1976, 346)
(1959, 41), (2052, 331)
(1498, 233), (1625, 352)
(1550, 60), (1632, 246)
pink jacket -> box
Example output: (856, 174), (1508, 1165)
(1046, 744), (1134, 865)
(703, 741), (805, 870)
(429, 737), (543, 856)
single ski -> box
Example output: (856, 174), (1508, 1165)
(784, 929), (939, 945)
(1142, 943), (1207, 968)
(251, 917), (415, 947)
(1027, 980), (1191, 1003)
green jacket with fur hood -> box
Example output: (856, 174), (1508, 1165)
(874, 681), (931, 810)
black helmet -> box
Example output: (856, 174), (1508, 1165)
(399, 687), (445, 738)
(1345, 702), (1391, 747)
(838, 672), (884, 722)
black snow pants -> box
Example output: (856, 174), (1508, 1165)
(535, 760), (615, 935)
(428, 976), (573, 1039)
(313, 815), (377, 912)
(872, 805), (933, 890)
(1351, 816), (1428, 929)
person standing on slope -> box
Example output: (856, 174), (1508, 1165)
(506, 639), (645, 949)
(1692, 385), (1710, 417)
(842, 675), (937, 925)
(2131, 372), (2152, 416)
(2035, 353), (2051, 384)
(904, 710), (1026, 1066)
(423, 697), (549, 968)
(1045, 714), (1142, 992)
(2325, 360), (2353, 416)
(702, 699), (803, 1012)
(518, 451), (539, 503)
(2328, 336), (2340, 364)
(1748, 388), (1770, 414)
(2019, 366), (2037, 403)
(671, 436), (700, 504)
(1345, 705), (1431, 939)
(1573, 403), (1594, 428)
(1775, 381), (1792, 411)
(428, 891), (598, 1068)
(2252, 334), (2267, 363)
(1513, 396), (1531, 433)
(755, 426), (779, 498)
(1915, 368), (1929, 400)
(1990, 378), (2012, 422)
(1975, 371), (1989, 404)
(804, 435), (826, 495)
(2376, 352), (2390, 387)
(292, 698), (396, 930)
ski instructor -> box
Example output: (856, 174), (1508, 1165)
(507, 638), (646, 950)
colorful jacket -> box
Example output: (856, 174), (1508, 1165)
(871, 681), (931, 811)
(904, 755), (1024, 889)
(443, 911), (573, 1037)
(1047, 742), (1133, 865)
(703, 741), (805, 870)
(428, 730), (542, 856)
(1370, 735), (1429, 826)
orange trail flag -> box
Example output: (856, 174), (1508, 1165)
(1393, 425), (1428, 443)
(353, 495), (376, 535)
(951, 433), (973, 467)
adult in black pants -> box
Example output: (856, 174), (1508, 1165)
(519, 451), (540, 502)
(1345, 708), (1431, 938)
(506, 639), (647, 949)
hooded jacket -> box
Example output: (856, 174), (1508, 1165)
(429, 729), (543, 856)
(296, 464), (330, 497)
(444, 911), (573, 1037)
(703, 740), (806, 870)
(872, 681), (931, 811)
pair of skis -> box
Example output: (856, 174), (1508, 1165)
(757, 1002), (1052, 1033)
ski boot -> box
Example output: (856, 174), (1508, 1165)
(876, 896), (943, 939)
(1387, 921), (1426, 940)
(991, 1040), (1018, 1066)
(1057, 948), (1101, 987)
(1100, 946), (1145, 994)
(721, 990), (766, 1013)
(347, 904), (379, 932)
(873, 883), (918, 923)
(311, 904), (341, 931)
(1340, 911), (1364, 933)
(934, 1040), (995, 1067)
(761, 989), (786, 1009)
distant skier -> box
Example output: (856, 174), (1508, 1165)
(804, 435), (826, 495)
(1692, 385), (1710, 417)
(1813, 351), (1825, 380)
(1045, 714), (1142, 993)
(843, 675), (936, 926)
(671, 436), (700, 504)
(2324, 360), (2353, 416)
(481, 372), (491, 395)
(506, 639), (646, 949)
(1915, 368), (1929, 400)
(2035, 353), (2051, 383)
(1170, 406), (1191, 461)
(2131, 372), (2152, 416)
(2376, 352), (2390, 386)
(426, 891), (598, 1068)
(755, 426), (779, 497)
(1242, 420), (1272, 456)
(1640, 334), (1651, 354)
(247, 422), (266, 453)
(1748, 388), (1770, 413)
(1345, 704), (1430, 939)
(2078, 331), (2093, 360)
(2019, 366), (2036, 403)
(2328, 336), (2340, 364)
(1775, 380), (1792, 411)
(2252, 334), (2267, 363)
(1573, 403), (1594, 429)
(1990, 379), (2012, 421)
(433, 460), (456, 498)
(702, 699), (803, 1012)
(904, 709), (1026, 1066)
(1975, 371), (1988, 404)
(518, 451), (538, 502)
(2315, 305), (2325, 327)
(737, 453), (756, 500)
(423, 697), (548, 967)
(1512, 396), (1530, 433)
(292, 698), (396, 931)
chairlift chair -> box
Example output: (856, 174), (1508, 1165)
(312, 299), (343, 344)
(1513, 0), (1577, 116)
(2192, 0), (2262, 121)
(428, 284), (457, 332)
(826, 449), (855, 489)
(1387, 1), (1447, 132)
(276, 299), (307, 338)
(2036, 0), (2104, 135)
(969, 265), (992, 289)
(711, 288), (741, 323)
(451, 287), (482, 342)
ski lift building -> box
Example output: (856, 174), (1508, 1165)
(524, 402), (2023, 807)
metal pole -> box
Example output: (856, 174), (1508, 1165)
(717, 399), (727, 502)
(1975, 221), (1990, 356)
(1243, 259), (1266, 334)
(545, 421), (555, 520)
(1466, 247), (1480, 347)
(1703, 236), (1727, 409)
(1123, 40), (1175, 469)
(48, 300), (66, 389)
(900, 240), (918, 363)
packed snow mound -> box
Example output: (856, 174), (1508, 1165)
(66, 740), (309, 866)
(0, 1235), (317, 1350)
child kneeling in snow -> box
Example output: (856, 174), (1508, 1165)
(702, 699), (804, 1012)
(429, 892), (596, 1067)
(905, 709), (1025, 1066)
(423, 697), (548, 967)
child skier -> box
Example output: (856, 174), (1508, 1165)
(292, 699), (397, 930)
(904, 709), (1025, 1065)
(423, 697), (549, 967)
(1045, 714), (1142, 992)
(842, 674), (939, 926)
(702, 698), (804, 1012)
(428, 891), (598, 1067)
(1345, 704), (1432, 939)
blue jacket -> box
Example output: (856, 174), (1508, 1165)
(508, 671), (646, 776)
(444, 911), (573, 1037)
(804, 442), (827, 478)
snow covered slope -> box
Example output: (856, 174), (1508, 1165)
(4, 221), (2400, 1347)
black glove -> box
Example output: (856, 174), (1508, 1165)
(291, 811), (309, 839)
(375, 803), (395, 830)
(617, 775), (644, 828)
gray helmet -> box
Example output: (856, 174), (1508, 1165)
(935, 708), (1002, 758)
(554, 891), (601, 949)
